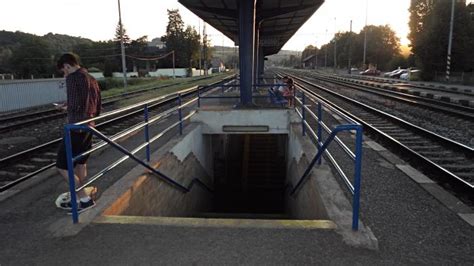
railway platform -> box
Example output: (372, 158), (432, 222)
(1, 94), (473, 264)
(1, 0), (473, 263)
(1, 133), (473, 264)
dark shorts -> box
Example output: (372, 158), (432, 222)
(56, 131), (93, 170)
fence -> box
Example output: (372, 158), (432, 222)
(0, 79), (66, 112)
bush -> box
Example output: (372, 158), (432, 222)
(97, 77), (158, 91)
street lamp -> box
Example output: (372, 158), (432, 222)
(334, 17), (337, 72)
(118, 0), (127, 88)
(325, 28), (328, 68)
(348, 20), (352, 74)
(363, 0), (368, 68)
(446, 0), (455, 82)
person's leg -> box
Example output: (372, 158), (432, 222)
(75, 164), (88, 199)
(57, 167), (87, 199)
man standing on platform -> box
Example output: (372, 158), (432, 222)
(55, 53), (101, 213)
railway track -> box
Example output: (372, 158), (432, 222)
(0, 77), (235, 192)
(280, 71), (474, 204)
(281, 70), (474, 148)
(285, 70), (474, 120)
(338, 73), (474, 98)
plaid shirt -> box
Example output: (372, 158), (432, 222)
(65, 68), (101, 124)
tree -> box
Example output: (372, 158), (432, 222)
(128, 35), (149, 72)
(114, 21), (131, 44)
(161, 9), (186, 68)
(202, 28), (212, 73)
(183, 26), (200, 69)
(358, 25), (400, 70)
(9, 36), (52, 78)
(316, 25), (400, 70)
(302, 45), (318, 61)
(409, 0), (474, 79)
(161, 9), (203, 72)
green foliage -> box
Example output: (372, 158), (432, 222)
(302, 45), (318, 62)
(97, 77), (155, 91)
(43, 33), (93, 54)
(317, 25), (400, 70)
(9, 35), (52, 78)
(114, 22), (131, 44)
(161, 9), (186, 68)
(409, 1), (474, 79)
(161, 9), (204, 70)
(387, 55), (409, 71)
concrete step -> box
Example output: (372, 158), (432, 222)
(196, 212), (290, 220)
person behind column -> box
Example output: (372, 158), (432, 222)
(283, 77), (295, 107)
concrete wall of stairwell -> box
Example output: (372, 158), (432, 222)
(191, 109), (300, 134)
(103, 123), (213, 217)
(285, 123), (329, 220)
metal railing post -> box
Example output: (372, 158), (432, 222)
(144, 104), (150, 162)
(178, 93), (183, 135)
(197, 87), (201, 108)
(352, 125), (363, 231)
(64, 125), (79, 223)
(317, 101), (322, 165)
(302, 92), (306, 136)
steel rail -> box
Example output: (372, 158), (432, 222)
(0, 77), (234, 192)
(282, 72), (474, 192)
(306, 73), (474, 120)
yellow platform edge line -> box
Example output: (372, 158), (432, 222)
(94, 215), (337, 230)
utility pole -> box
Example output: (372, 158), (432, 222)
(446, 0), (455, 82)
(334, 17), (337, 72)
(198, 20), (202, 76)
(363, 0), (368, 68)
(172, 51), (176, 79)
(348, 20), (352, 74)
(203, 23), (208, 76)
(118, 0), (127, 89)
(325, 28), (328, 68)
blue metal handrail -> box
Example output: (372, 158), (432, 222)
(63, 81), (230, 223)
(197, 83), (293, 108)
(291, 89), (363, 231)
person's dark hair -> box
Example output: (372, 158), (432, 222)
(287, 78), (294, 85)
(56, 53), (80, 69)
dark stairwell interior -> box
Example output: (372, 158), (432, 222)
(205, 134), (288, 219)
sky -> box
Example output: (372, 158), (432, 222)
(1, 0), (417, 51)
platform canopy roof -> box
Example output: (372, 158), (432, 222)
(178, 0), (324, 55)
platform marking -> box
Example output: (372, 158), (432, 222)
(365, 141), (386, 151)
(0, 189), (21, 202)
(396, 164), (434, 184)
(95, 215), (337, 230)
(458, 213), (474, 227)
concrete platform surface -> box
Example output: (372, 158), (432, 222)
(1, 120), (474, 264)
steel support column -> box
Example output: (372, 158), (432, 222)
(258, 46), (264, 79)
(254, 22), (260, 86)
(238, 0), (256, 106)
